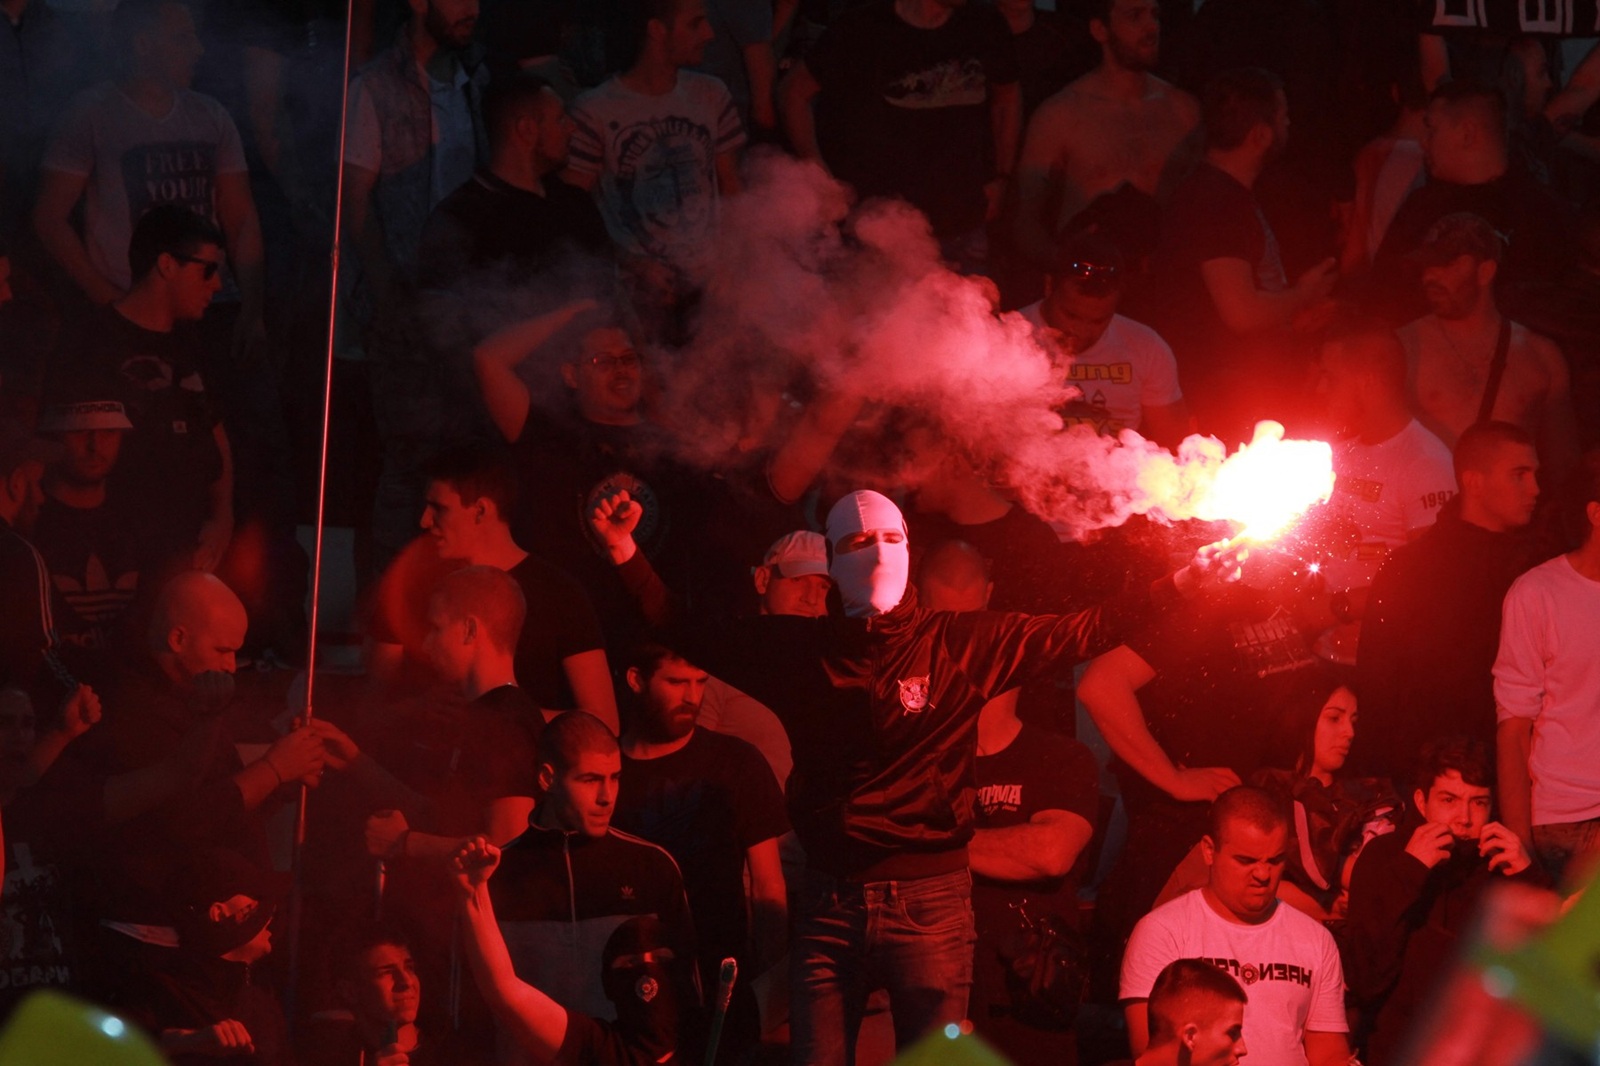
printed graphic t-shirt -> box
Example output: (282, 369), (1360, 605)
(42, 82), (248, 290)
(1018, 306), (1184, 436)
(1324, 419), (1455, 592)
(567, 71), (744, 266)
(1120, 889), (1348, 1066)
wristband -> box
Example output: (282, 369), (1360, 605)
(265, 758), (284, 786)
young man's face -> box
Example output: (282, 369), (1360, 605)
(344, 942), (422, 1029)
(533, 88), (575, 173)
(628, 657), (708, 742)
(4, 460), (46, 533)
(1095, 0), (1160, 72)
(420, 481), (479, 560)
(422, 598), (473, 686)
(139, 3), (204, 89)
(1189, 999), (1248, 1066)
(542, 749), (622, 837)
(1042, 284), (1119, 357)
(662, 0), (715, 69)
(1415, 769), (1492, 841)
(167, 241), (225, 322)
(1203, 819), (1288, 921)
(1470, 441), (1539, 530)
(56, 429), (124, 487)
(422, 0), (479, 50)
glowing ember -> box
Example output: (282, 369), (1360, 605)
(1195, 421), (1336, 541)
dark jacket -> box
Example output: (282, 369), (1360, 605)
(1342, 813), (1548, 1063)
(1354, 504), (1548, 779)
(652, 576), (1157, 878)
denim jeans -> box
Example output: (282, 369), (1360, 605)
(789, 867), (977, 1066)
(1533, 817), (1600, 891)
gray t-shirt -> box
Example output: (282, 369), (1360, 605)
(42, 82), (247, 290)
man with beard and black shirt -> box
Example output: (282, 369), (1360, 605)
(613, 642), (788, 1064)
(1355, 422), (1548, 778)
(1343, 737), (1543, 1064)
(1145, 67), (1337, 443)
(417, 74), (608, 289)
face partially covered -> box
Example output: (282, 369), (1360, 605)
(1415, 769), (1492, 842)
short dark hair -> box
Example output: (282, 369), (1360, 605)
(1084, 0), (1117, 25)
(538, 710), (619, 774)
(1413, 735), (1492, 796)
(1049, 231), (1127, 296)
(1453, 421), (1534, 484)
(1430, 80), (1509, 144)
(127, 204), (223, 284)
(1147, 959), (1247, 1044)
(430, 565), (527, 654)
(1203, 68), (1284, 152)
(483, 74), (556, 148)
(327, 921), (413, 988)
(421, 442), (519, 524)
(1574, 449), (1600, 542)
(623, 639), (700, 684)
(1207, 785), (1288, 844)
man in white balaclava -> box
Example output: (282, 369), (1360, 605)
(586, 485), (1233, 1065)
(826, 490), (911, 618)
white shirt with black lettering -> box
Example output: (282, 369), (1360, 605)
(1120, 889), (1348, 1066)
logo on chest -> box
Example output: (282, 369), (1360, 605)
(897, 676), (932, 715)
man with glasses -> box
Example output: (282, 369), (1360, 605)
(1019, 232), (1192, 447)
(61, 205), (234, 575)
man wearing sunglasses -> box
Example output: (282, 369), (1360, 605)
(1020, 233), (1193, 448)
(61, 204), (234, 577)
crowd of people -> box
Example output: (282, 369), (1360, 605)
(2, 0), (1600, 1063)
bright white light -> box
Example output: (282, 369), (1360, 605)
(944, 1024), (961, 1040)
(99, 1016), (126, 1038)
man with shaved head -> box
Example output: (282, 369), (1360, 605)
(81, 569), (330, 999)
(1134, 959), (1249, 1066)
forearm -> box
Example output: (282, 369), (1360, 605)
(460, 884), (568, 1057)
(35, 210), (121, 303)
(779, 70), (823, 161)
(208, 424), (234, 525)
(1079, 680), (1179, 795)
(750, 893), (787, 975)
(1304, 1031), (1351, 1066)
(1497, 716), (1536, 842)
(224, 209), (266, 314)
(990, 86), (1021, 178)
(233, 758), (286, 812)
(969, 822), (1082, 880)
(743, 41), (778, 131)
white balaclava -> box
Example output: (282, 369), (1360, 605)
(826, 490), (910, 618)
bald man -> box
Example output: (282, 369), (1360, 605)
(83, 571), (329, 959)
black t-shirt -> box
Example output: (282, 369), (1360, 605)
(808, 0), (1019, 236)
(1144, 162), (1286, 376)
(370, 536), (606, 711)
(557, 1009), (678, 1066)
(62, 307), (222, 555)
(970, 725), (1098, 1056)
(417, 169), (609, 290)
(1119, 586), (1321, 812)
(612, 729), (789, 974)
(31, 492), (158, 679)
(0, 757), (107, 1021)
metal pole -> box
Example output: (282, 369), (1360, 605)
(285, 0), (360, 1035)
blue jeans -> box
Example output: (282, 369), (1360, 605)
(789, 867), (976, 1066)
(1534, 817), (1600, 891)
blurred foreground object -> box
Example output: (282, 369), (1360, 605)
(1398, 882), (1594, 1066)
(890, 1022), (1014, 1066)
(0, 990), (166, 1065)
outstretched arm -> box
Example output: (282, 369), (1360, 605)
(474, 299), (599, 442)
(453, 838), (571, 1062)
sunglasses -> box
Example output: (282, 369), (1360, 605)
(585, 352), (641, 371)
(172, 253), (222, 281)
(1058, 259), (1120, 296)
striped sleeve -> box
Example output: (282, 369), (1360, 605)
(713, 84), (745, 154)
(565, 97), (606, 177)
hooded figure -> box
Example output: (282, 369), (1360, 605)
(826, 490), (911, 618)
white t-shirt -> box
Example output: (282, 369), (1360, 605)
(1018, 306), (1183, 436)
(1120, 889), (1348, 1066)
(1323, 419), (1455, 592)
(42, 82), (248, 290)
(1494, 555), (1600, 824)
(566, 70), (744, 265)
